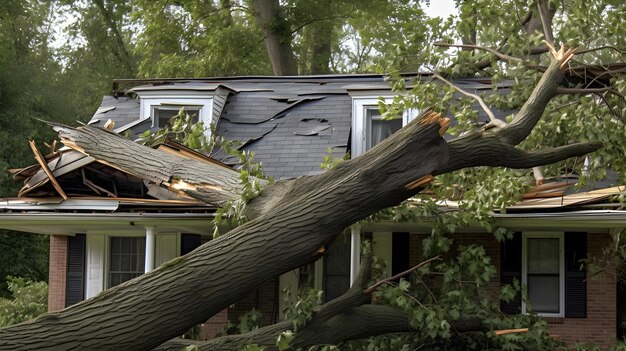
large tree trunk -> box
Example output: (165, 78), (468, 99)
(252, 0), (298, 76)
(0, 54), (600, 350)
(156, 254), (484, 351)
(0, 113), (450, 351)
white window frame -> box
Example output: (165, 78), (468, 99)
(107, 235), (146, 288)
(137, 91), (213, 139)
(521, 232), (565, 317)
(351, 97), (418, 158)
(151, 105), (202, 129)
(85, 230), (181, 298)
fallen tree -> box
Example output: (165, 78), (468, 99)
(155, 253), (485, 351)
(0, 50), (602, 350)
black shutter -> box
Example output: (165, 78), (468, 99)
(323, 232), (353, 302)
(392, 232), (410, 276)
(66, 234), (85, 307)
(181, 234), (202, 255)
(500, 232), (522, 314)
(565, 232), (587, 318)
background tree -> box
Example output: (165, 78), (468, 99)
(0, 0), (624, 349)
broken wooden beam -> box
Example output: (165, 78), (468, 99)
(29, 141), (68, 200)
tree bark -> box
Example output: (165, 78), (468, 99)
(156, 253), (483, 351)
(252, 0), (298, 76)
(0, 112), (450, 351)
(51, 126), (249, 207)
(0, 55), (600, 350)
(156, 305), (484, 351)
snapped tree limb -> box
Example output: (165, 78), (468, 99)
(155, 253), (483, 351)
(0, 50), (601, 351)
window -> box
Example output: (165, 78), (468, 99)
(351, 97), (417, 158)
(365, 108), (403, 150)
(108, 237), (145, 288)
(153, 106), (200, 128)
(522, 233), (564, 317)
(500, 232), (586, 318)
(138, 95), (213, 139)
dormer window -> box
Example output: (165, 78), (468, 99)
(140, 97), (213, 135)
(130, 84), (224, 140)
(153, 105), (201, 128)
(365, 108), (403, 150)
(351, 97), (417, 158)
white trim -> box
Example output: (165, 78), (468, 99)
(349, 224), (361, 285)
(85, 233), (105, 299)
(351, 96), (418, 158)
(140, 97), (213, 128)
(136, 91), (214, 140)
(87, 229), (145, 296)
(521, 232), (565, 317)
(145, 227), (155, 272)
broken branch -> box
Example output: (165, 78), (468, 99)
(433, 43), (524, 63)
(431, 73), (499, 124)
(364, 256), (441, 294)
(29, 140), (67, 200)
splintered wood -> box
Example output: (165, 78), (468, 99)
(419, 110), (451, 137)
(544, 42), (577, 70)
(29, 141), (68, 200)
(494, 328), (529, 336)
(405, 175), (434, 190)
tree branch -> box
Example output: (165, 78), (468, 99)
(155, 253), (482, 351)
(433, 46), (601, 175)
(575, 45), (626, 56)
(499, 52), (570, 145)
(431, 73), (504, 128)
(364, 256), (441, 294)
(536, 0), (554, 45)
(433, 43), (524, 63)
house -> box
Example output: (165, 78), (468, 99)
(0, 74), (623, 345)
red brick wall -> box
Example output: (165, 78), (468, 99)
(408, 232), (616, 346)
(548, 233), (616, 346)
(199, 309), (229, 340)
(198, 279), (279, 340)
(48, 235), (67, 312)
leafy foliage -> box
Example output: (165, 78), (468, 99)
(135, 108), (267, 236)
(0, 277), (47, 327)
(218, 308), (263, 336)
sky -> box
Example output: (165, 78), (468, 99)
(423, 0), (458, 19)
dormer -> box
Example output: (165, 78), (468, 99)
(129, 82), (235, 139)
(348, 90), (418, 158)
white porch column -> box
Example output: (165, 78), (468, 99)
(144, 227), (155, 273)
(349, 224), (361, 285)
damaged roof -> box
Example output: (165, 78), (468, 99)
(91, 74), (508, 179)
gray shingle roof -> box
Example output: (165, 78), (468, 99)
(87, 75), (515, 179)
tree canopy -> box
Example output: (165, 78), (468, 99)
(0, 0), (624, 350)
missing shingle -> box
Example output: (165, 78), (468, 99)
(295, 118), (332, 136)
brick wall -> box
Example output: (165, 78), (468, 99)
(547, 233), (616, 346)
(198, 278), (279, 340)
(48, 235), (67, 312)
(408, 232), (616, 346)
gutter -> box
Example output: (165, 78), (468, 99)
(0, 212), (216, 236)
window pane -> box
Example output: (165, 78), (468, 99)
(155, 108), (200, 127)
(526, 236), (561, 314)
(367, 109), (402, 148)
(109, 237), (145, 288)
(528, 275), (560, 313)
(527, 238), (559, 274)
